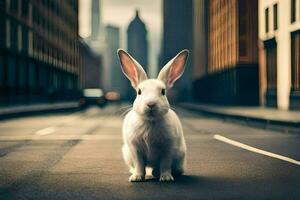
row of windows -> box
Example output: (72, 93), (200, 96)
(0, 53), (77, 91)
(265, 0), (298, 33)
(265, 3), (278, 33)
(32, 1), (78, 36)
(0, 18), (79, 72)
(0, 0), (78, 33)
(209, 0), (238, 72)
(1, 0), (78, 49)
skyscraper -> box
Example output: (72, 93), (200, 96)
(160, 0), (193, 102)
(85, 0), (108, 90)
(105, 25), (130, 100)
(91, 0), (101, 40)
(127, 10), (148, 73)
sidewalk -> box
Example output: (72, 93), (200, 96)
(180, 103), (300, 133)
(0, 102), (80, 119)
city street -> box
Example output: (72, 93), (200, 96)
(0, 105), (300, 200)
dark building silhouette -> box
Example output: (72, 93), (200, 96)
(0, 0), (80, 105)
(160, 0), (193, 102)
(127, 10), (148, 73)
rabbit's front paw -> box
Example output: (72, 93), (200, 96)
(129, 174), (145, 182)
(159, 173), (174, 182)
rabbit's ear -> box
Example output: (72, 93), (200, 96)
(157, 49), (189, 89)
(117, 49), (148, 88)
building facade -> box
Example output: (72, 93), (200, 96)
(160, 0), (193, 102)
(127, 10), (148, 73)
(193, 0), (259, 105)
(0, 0), (80, 105)
(259, 0), (300, 110)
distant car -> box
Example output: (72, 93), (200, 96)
(105, 91), (120, 103)
(79, 88), (106, 107)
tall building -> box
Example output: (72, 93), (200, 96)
(91, 0), (101, 40)
(160, 0), (193, 102)
(0, 0), (80, 105)
(105, 25), (130, 100)
(85, 0), (108, 90)
(127, 10), (148, 73)
(193, 0), (259, 105)
(259, 0), (300, 110)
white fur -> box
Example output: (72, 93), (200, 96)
(118, 49), (188, 182)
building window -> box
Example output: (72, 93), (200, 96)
(0, 55), (4, 87)
(22, 27), (28, 54)
(0, 0), (6, 8)
(265, 8), (269, 33)
(264, 39), (277, 92)
(7, 56), (17, 87)
(0, 13), (5, 47)
(291, 0), (296, 23)
(10, 20), (18, 51)
(6, 19), (10, 48)
(291, 31), (300, 91)
(273, 4), (278, 30)
(10, 0), (18, 13)
(21, 0), (29, 18)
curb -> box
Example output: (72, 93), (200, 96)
(0, 102), (80, 121)
(180, 103), (300, 134)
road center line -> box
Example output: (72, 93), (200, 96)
(35, 127), (57, 136)
(214, 134), (300, 166)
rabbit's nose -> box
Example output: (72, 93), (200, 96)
(147, 102), (156, 109)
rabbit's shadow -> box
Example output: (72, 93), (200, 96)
(143, 174), (203, 185)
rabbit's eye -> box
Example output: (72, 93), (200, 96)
(161, 88), (166, 95)
(137, 89), (142, 95)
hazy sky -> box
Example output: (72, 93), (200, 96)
(79, 0), (162, 77)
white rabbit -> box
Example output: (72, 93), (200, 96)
(117, 49), (188, 182)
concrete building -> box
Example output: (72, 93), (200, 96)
(127, 10), (148, 73)
(0, 0), (80, 105)
(79, 39), (102, 89)
(259, 0), (300, 110)
(193, 0), (259, 105)
(105, 25), (130, 100)
(160, 0), (193, 102)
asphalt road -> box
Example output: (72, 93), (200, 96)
(0, 104), (299, 200)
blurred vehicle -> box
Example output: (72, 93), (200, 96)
(79, 88), (106, 108)
(105, 91), (121, 103)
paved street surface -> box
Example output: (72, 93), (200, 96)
(0, 104), (300, 200)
